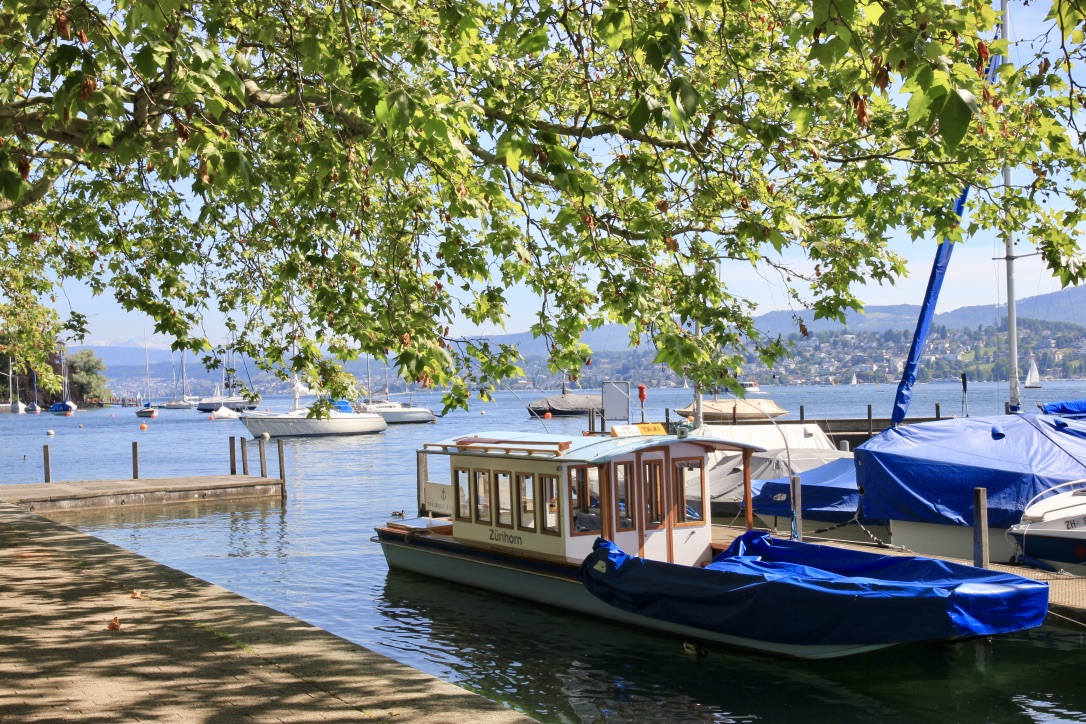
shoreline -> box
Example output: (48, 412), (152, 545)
(0, 503), (534, 723)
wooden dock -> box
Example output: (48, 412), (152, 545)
(0, 475), (284, 513)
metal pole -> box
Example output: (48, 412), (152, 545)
(132, 441), (139, 480)
(258, 439), (267, 478)
(742, 448), (754, 531)
(867, 404), (873, 436)
(417, 450), (428, 517)
(43, 444), (50, 483)
(790, 474), (803, 541)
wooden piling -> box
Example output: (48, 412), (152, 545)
(973, 487), (990, 568)
(277, 439), (287, 500)
(43, 444), (50, 483)
(229, 436), (237, 475)
(241, 440), (249, 476)
(258, 439), (267, 478)
(132, 441), (139, 480)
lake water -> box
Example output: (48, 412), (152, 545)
(6, 381), (1086, 722)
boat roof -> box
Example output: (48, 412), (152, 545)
(422, 430), (765, 464)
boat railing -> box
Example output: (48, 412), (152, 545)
(1020, 478), (1086, 521)
(423, 436), (572, 457)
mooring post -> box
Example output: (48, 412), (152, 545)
(258, 438), (267, 478)
(241, 439), (249, 475)
(973, 487), (990, 568)
(935, 402), (941, 420)
(277, 439), (287, 500)
(867, 405), (873, 436)
(132, 441), (139, 479)
(229, 436), (237, 475)
(43, 444), (50, 483)
(799, 405), (805, 421)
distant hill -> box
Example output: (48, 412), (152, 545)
(750, 284), (1086, 337)
(74, 284), (1086, 370)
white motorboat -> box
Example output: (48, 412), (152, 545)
(354, 398), (435, 424)
(1008, 479), (1086, 574)
(675, 396), (787, 422)
(241, 398), (386, 437)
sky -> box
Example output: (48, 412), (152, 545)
(65, 1), (1073, 348)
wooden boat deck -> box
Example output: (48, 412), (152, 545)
(712, 524), (1086, 630)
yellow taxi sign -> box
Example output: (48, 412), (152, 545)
(637, 423), (667, 435)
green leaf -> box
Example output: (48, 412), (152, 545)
(938, 88), (976, 152)
(788, 106), (812, 135)
(628, 96), (650, 135)
(669, 77), (700, 118)
(0, 170), (22, 202)
(597, 8), (632, 51)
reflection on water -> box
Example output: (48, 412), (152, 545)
(16, 386), (1086, 721)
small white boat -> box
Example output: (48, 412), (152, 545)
(354, 398), (435, 424)
(1008, 478), (1086, 574)
(135, 333), (158, 418)
(675, 397), (787, 422)
(740, 380), (761, 394)
(375, 429), (1048, 659)
(211, 405), (239, 420)
(241, 398), (386, 437)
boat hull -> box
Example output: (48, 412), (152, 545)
(135, 407), (158, 418)
(375, 528), (891, 660)
(240, 410), (386, 437)
(1007, 528), (1086, 574)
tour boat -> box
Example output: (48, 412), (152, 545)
(375, 428), (1048, 659)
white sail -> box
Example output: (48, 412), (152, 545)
(1024, 354), (1042, 389)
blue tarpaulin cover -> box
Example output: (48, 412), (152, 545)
(1039, 399), (1086, 418)
(578, 532), (1048, 646)
(857, 413), (1086, 529)
(747, 457), (887, 524)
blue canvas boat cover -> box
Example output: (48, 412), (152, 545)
(1039, 399), (1086, 418)
(748, 457), (884, 524)
(578, 532), (1048, 647)
(857, 413), (1086, 529)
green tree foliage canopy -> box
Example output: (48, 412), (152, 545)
(2, 0), (1085, 406)
(65, 348), (110, 401)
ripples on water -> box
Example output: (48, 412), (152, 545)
(10, 383), (1086, 721)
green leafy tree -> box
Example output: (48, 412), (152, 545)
(65, 348), (110, 401)
(2, 0), (1086, 409)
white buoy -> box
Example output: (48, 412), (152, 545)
(261, 432), (270, 440)
(46, 430), (55, 436)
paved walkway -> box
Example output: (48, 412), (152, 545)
(0, 504), (534, 723)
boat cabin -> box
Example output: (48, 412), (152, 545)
(413, 428), (763, 566)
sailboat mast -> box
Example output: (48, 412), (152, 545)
(1000, 0), (1022, 414)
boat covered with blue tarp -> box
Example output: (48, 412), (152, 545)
(1039, 398), (1086, 418)
(857, 413), (1086, 529)
(747, 457), (887, 525)
(579, 531), (1048, 648)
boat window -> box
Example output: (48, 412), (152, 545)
(614, 462), (635, 532)
(516, 473), (536, 531)
(644, 460), (665, 529)
(570, 465), (602, 535)
(454, 468), (471, 521)
(474, 470), (491, 524)
(496, 471), (513, 528)
(541, 475), (560, 536)
(675, 459), (704, 526)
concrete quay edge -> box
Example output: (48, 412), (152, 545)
(0, 503), (535, 723)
